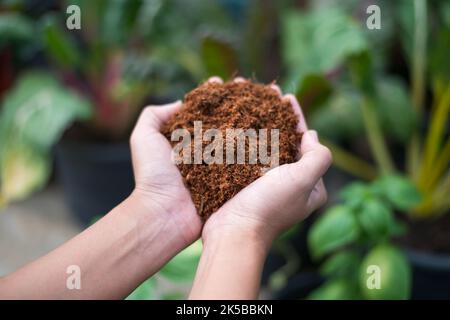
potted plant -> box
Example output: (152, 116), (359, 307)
(307, 175), (420, 299)
(269, 0), (450, 299)
(0, 0), (241, 225)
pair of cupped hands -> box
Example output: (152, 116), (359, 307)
(129, 77), (332, 252)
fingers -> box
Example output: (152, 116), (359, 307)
(307, 179), (328, 213)
(233, 76), (246, 83)
(287, 130), (332, 190)
(131, 100), (182, 143)
(148, 100), (183, 124)
(208, 76), (223, 84)
(284, 94), (308, 133)
(270, 83), (282, 96)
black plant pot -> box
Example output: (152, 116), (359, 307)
(55, 141), (134, 227)
(407, 249), (450, 299)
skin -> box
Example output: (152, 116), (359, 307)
(0, 77), (331, 300)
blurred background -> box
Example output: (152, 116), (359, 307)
(0, 0), (449, 299)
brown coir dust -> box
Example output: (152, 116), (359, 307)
(162, 80), (302, 220)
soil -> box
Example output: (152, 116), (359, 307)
(398, 213), (450, 254)
(162, 80), (302, 220)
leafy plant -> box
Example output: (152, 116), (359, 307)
(0, 0), (241, 205)
(0, 71), (91, 205)
(308, 175), (421, 300)
(282, 1), (450, 217)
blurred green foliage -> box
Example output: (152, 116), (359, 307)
(0, 0), (449, 300)
(308, 175), (420, 299)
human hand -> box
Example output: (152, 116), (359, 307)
(128, 101), (202, 247)
(203, 80), (332, 250)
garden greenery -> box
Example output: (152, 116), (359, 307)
(308, 175), (421, 299)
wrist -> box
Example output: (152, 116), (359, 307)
(118, 190), (195, 266)
(203, 214), (273, 256)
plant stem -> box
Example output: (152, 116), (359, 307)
(322, 138), (378, 180)
(269, 241), (301, 292)
(407, 0), (427, 177)
(360, 97), (395, 175)
(419, 87), (450, 189)
(426, 137), (450, 190)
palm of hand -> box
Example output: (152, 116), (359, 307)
(130, 104), (202, 243)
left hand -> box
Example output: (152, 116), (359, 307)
(128, 101), (202, 247)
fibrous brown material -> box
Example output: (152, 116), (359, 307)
(162, 80), (301, 220)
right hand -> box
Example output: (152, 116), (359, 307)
(203, 89), (332, 249)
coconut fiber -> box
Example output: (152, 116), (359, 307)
(162, 80), (301, 220)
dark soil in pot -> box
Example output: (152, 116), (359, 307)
(55, 141), (134, 227)
(398, 214), (450, 299)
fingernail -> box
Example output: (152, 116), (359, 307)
(308, 130), (319, 142)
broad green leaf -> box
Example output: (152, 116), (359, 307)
(309, 89), (364, 141)
(358, 198), (394, 239)
(320, 251), (361, 278)
(430, 27), (450, 83)
(41, 15), (81, 68)
(0, 71), (92, 151)
(101, 0), (141, 46)
(159, 240), (202, 282)
(0, 13), (34, 44)
(126, 277), (156, 300)
(296, 73), (333, 111)
(372, 175), (422, 211)
(201, 36), (238, 80)
(376, 78), (417, 142)
(161, 292), (185, 300)
(0, 143), (49, 203)
(339, 181), (371, 209)
(281, 6), (368, 88)
(308, 205), (360, 259)
(349, 51), (375, 96)
(359, 244), (411, 300)
(308, 278), (360, 300)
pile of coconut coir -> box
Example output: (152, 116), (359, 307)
(162, 80), (301, 220)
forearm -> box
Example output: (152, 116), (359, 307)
(189, 228), (269, 300)
(0, 192), (190, 299)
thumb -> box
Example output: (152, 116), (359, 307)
(288, 130), (332, 189)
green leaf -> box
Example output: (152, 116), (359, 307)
(0, 13), (34, 44)
(359, 244), (411, 300)
(308, 278), (360, 300)
(309, 89), (365, 141)
(201, 36), (238, 80)
(320, 251), (361, 278)
(349, 51), (375, 96)
(0, 143), (50, 203)
(159, 240), (202, 282)
(41, 15), (81, 68)
(161, 292), (185, 300)
(101, 0), (142, 46)
(0, 71), (92, 151)
(296, 73), (333, 111)
(358, 198), (394, 239)
(372, 175), (422, 211)
(126, 277), (156, 300)
(308, 205), (360, 259)
(0, 71), (91, 203)
(339, 181), (372, 209)
(281, 6), (368, 88)
(430, 27), (450, 83)
(376, 78), (417, 142)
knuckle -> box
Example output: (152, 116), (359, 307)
(317, 145), (332, 164)
(129, 131), (138, 146)
(318, 187), (328, 206)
